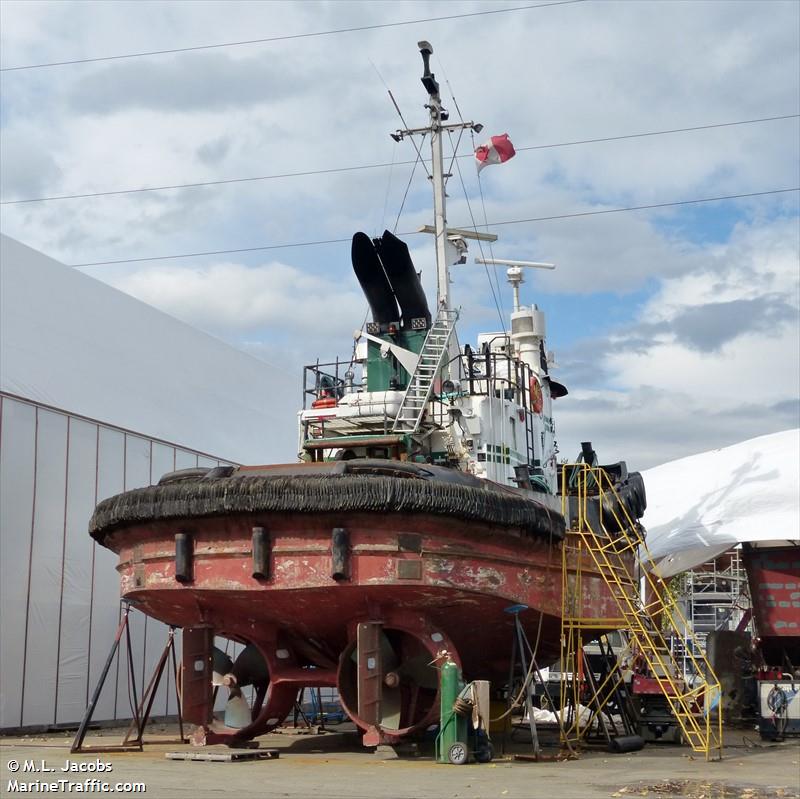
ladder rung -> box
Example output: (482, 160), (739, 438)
(562, 472), (721, 759)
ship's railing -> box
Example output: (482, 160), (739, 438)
(462, 344), (543, 401)
(301, 345), (546, 467)
(302, 358), (364, 409)
(461, 344), (546, 467)
(302, 347), (542, 408)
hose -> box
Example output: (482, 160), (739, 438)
(453, 696), (474, 717)
(767, 684), (789, 714)
(767, 684), (789, 737)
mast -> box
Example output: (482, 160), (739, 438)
(419, 42), (451, 310)
(392, 42), (485, 313)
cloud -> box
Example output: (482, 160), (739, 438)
(196, 135), (232, 166)
(66, 51), (300, 114)
(554, 386), (799, 471)
(110, 259), (365, 340)
(553, 216), (799, 467)
(668, 296), (796, 352)
(0, 123), (62, 199)
(1, 0), (797, 471)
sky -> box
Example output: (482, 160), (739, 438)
(1, 0), (798, 470)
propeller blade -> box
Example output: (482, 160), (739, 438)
(224, 694), (251, 729)
(397, 654), (439, 690)
(380, 684), (403, 729)
(379, 631), (400, 673)
(232, 643), (269, 687)
(212, 646), (234, 679)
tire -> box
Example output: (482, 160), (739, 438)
(448, 741), (469, 765)
(157, 467), (212, 485)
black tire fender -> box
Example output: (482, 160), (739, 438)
(157, 467), (212, 485)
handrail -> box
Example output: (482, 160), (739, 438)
(560, 463), (723, 760)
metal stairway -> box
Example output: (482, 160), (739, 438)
(562, 464), (723, 760)
(392, 308), (458, 433)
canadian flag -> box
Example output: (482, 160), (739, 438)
(474, 133), (516, 173)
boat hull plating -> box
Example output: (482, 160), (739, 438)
(100, 506), (620, 745)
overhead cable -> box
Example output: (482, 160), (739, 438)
(3, 114), (796, 206)
(0, 1), (585, 72)
(69, 187), (800, 268)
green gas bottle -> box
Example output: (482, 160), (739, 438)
(436, 656), (468, 764)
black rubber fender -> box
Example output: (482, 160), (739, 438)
(90, 473), (565, 544)
(157, 465), (235, 486)
(157, 467), (212, 485)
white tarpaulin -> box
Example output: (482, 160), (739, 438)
(0, 235), (299, 729)
(642, 429), (800, 576)
(0, 234), (297, 464)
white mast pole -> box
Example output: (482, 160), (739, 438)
(429, 93), (450, 310)
(391, 43), (484, 313)
(417, 41), (450, 311)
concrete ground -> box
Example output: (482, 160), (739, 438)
(2, 724), (798, 799)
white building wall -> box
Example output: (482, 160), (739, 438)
(0, 393), (230, 730)
(0, 234), (299, 731)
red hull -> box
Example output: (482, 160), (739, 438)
(742, 544), (800, 667)
(101, 506), (622, 744)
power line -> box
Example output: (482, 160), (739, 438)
(0, 1), (585, 72)
(487, 188), (798, 227)
(73, 236), (354, 267)
(1, 162), (393, 205)
(70, 188), (799, 268)
(3, 114), (796, 206)
(518, 113), (799, 151)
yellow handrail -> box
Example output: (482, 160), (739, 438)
(559, 463), (723, 760)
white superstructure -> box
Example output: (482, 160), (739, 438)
(297, 42), (566, 502)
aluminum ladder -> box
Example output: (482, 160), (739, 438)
(561, 464), (724, 760)
(392, 308), (458, 434)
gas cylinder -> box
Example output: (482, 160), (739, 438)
(436, 656), (467, 763)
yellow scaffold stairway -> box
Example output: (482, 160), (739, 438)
(560, 463), (723, 760)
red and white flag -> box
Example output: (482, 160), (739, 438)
(474, 133), (516, 173)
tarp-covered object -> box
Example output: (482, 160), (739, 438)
(0, 235), (296, 463)
(642, 429), (800, 576)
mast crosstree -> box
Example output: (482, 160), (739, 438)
(391, 41), (485, 310)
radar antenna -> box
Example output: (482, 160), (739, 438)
(475, 258), (555, 312)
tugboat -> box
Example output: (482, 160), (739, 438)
(90, 42), (646, 748)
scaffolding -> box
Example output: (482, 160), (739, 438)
(670, 551), (751, 680)
(559, 464), (724, 760)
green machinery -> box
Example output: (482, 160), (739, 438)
(365, 329), (427, 391)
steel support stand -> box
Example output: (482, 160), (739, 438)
(505, 604), (540, 759)
(71, 604), (139, 753)
(123, 627), (186, 746)
(71, 605), (186, 754)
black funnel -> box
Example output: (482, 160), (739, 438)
(376, 230), (432, 328)
(351, 232), (400, 325)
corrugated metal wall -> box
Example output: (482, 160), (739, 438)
(0, 392), (230, 730)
